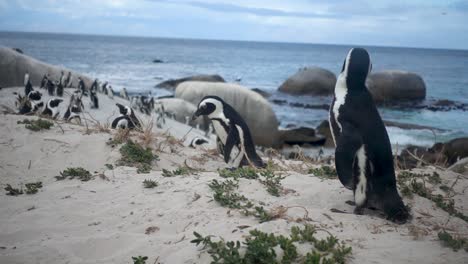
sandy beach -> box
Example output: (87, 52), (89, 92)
(0, 86), (467, 264)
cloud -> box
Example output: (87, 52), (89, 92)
(0, 0), (467, 49)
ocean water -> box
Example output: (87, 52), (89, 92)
(1, 31), (467, 146)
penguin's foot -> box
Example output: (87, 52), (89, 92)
(225, 167), (238, 171)
(387, 207), (410, 224)
(353, 206), (365, 215)
(345, 200), (355, 206)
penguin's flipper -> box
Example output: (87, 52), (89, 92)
(224, 124), (240, 163)
(335, 122), (362, 190)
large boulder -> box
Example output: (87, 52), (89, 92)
(155, 74), (225, 90)
(0, 46), (93, 88)
(175, 81), (280, 147)
(278, 127), (325, 146)
(279, 67), (336, 96)
(431, 137), (468, 165)
(366, 70), (426, 103)
(397, 137), (468, 169)
(316, 120), (335, 148)
(448, 157), (468, 175)
(155, 98), (207, 128)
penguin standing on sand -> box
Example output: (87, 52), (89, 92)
(42, 98), (63, 119)
(55, 80), (64, 97)
(40, 74), (49, 89)
(107, 85), (114, 99)
(65, 72), (72, 87)
(24, 72), (33, 95)
(329, 48), (409, 223)
(111, 103), (141, 129)
(46, 79), (55, 96)
(90, 79), (99, 92)
(59, 71), (65, 86)
(120, 87), (129, 100)
(192, 96), (264, 168)
(90, 89), (99, 109)
(64, 94), (84, 123)
(78, 77), (87, 96)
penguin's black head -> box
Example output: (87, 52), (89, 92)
(28, 91), (42, 100)
(341, 48), (372, 85)
(49, 98), (63, 108)
(192, 96), (224, 120)
(116, 103), (132, 116)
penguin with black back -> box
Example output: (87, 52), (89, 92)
(192, 96), (264, 168)
(90, 89), (99, 109)
(189, 137), (209, 148)
(78, 77), (87, 96)
(329, 48), (409, 224)
(24, 72), (33, 96)
(42, 98), (63, 119)
(40, 74), (48, 89)
(46, 79), (55, 96)
(64, 93), (83, 123)
(56, 80), (64, 97)
(111, 103), (141, 129)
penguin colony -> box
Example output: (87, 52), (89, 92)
(14, 47), (409, 223)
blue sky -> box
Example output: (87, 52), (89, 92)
(0, 0), (467, 49)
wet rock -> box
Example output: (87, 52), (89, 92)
(279, 67), (336, 96)
(316, 120), (334, 148)
(155, 74), (225, 90)
(366, 70), (426, 103)
(279, 127), (326, 146)
(251, 88), (271, 98)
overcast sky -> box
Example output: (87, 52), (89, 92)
(0, 0), (467, 50)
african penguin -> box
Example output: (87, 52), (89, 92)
(24, 72), (33, 96)
(65, 72), (72, 87)
(107, 85), (114, 99)
(59, 71), (65, 86)
(27, 90), (43, 112)
(40, 74), (49, 89)
(91, 79), (99, 92)
(111, 103), (141, 129)
(42, 98), (63, 119)
(78, 77), (87, 96)
(120, 88), (129, 100)
(90, 90), (99, 109)
(64, 94), (84, 122)
(46, 79), (55, 96)
(329, 48), (409, 224)
(56, 81), (64, 97)
(189, 137), (209, 148)
(193, 96), (264, 168)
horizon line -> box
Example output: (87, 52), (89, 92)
(1, 30), (467, 52)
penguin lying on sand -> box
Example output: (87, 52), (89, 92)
(111, 103), (141, 129)
(42, 98), (63, 119)
(329, 48), (409, 224)
(189, 137), (209, 148)
(192, 96), (264, 168)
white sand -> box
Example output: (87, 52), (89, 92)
(0, 87), (467, 264)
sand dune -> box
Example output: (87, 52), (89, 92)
(0, 87), (467, 264)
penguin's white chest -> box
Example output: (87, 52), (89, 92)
(212, 120), (228, 144)
(332, 74), (348, 133)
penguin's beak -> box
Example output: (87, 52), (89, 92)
(192, 109), (201, 121)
